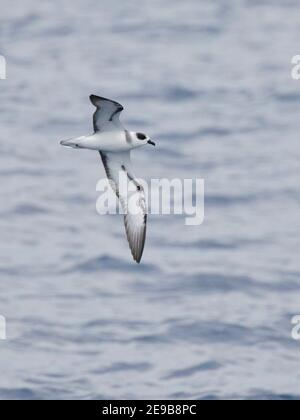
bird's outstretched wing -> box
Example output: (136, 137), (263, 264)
(90, 95), (124, 133)
(99, 151), (147, 263)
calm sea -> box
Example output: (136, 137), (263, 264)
(0, 0), (300, 400)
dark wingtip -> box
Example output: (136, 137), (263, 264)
(132, 249), (143, 264)
(89, 94), (124, 110)
(89, 94), (99, 106)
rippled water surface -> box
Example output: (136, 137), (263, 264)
(1, 0), (300, 400)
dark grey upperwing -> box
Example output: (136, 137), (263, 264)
(90, 95), (124, 132)
(99, 151), (147, 264)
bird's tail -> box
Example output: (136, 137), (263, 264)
(60, 136), (86, 149)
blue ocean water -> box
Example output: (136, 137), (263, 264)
(1, 0), (300, 400)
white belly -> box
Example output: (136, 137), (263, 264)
(85, 131), (130, 152)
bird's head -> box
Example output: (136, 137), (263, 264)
(131, 132), (156, 148)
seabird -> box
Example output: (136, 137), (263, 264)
(60, 95), (156, 263)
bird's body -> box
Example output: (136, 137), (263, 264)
(60, 95), (155, 263)
(65, 131), (129, 152)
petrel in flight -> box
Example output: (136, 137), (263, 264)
(61, 95), (156, 263)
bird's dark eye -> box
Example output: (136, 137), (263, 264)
(137, 133), (146, 140)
